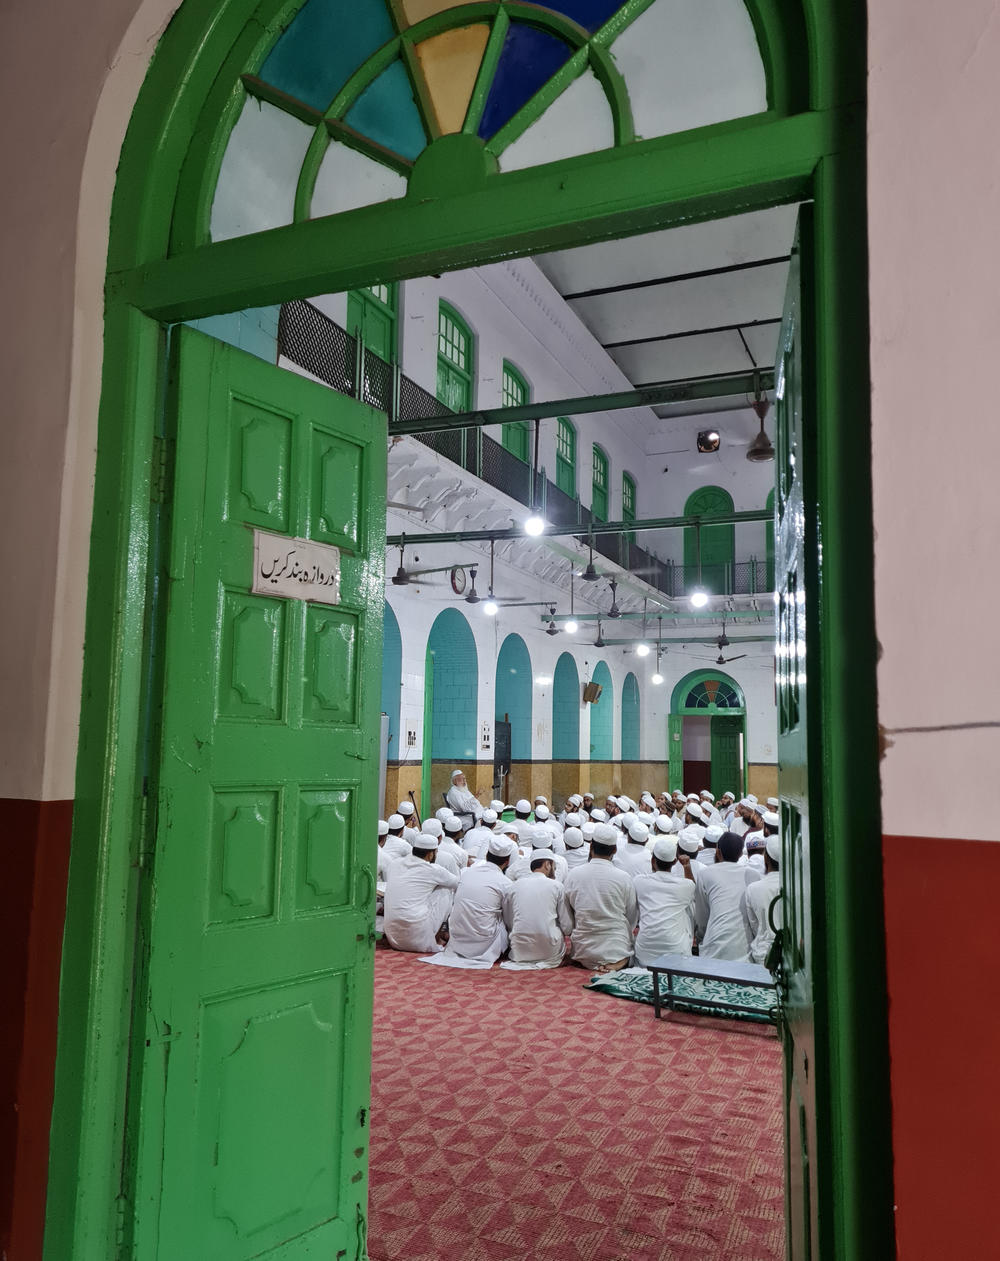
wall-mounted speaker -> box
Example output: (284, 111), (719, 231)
(582, 681), (603, 704)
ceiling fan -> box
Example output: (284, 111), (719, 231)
(606, 577), (622, 619)
(576, 536), (602, 582)
(388, 539), (454, 587)
(593, 619), (606, 648)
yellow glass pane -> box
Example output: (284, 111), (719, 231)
(399, 0), (469, 26)
(415, 25), (490, 135)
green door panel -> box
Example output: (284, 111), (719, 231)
(667, 714), (684, 792)
(775, 207), (823, 1260)
(710, 715), (743, 799)
(347, 284), (397, 363)
(128, 326), (385, 1260)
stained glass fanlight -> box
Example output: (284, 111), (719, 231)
(684, 678), (743, 710)
(211, 0), (767, 242)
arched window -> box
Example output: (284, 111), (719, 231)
(671, 670), (746, 714)
(592, 445), (609, 521)
(683, 485), (735, 595)
(495, 633), (532, 760)
(381, 602), (402, 759)
(426, 607), (478, 760)
(556, 418), (576, 497)
(436, 302), (474, 412)
(590, 661), (613, 759)
(621, 672), (640, 760)
(501, 361), (530, 462)
(622, 471), (637, 544)
(552, 652), (580, 760)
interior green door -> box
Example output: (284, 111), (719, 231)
(710, 715), (742, 798)
(346, 284), (396, 362)
(667, 714), (683, 792)
(775, 208), (823, 1259)
(127, 327), (385, 1260)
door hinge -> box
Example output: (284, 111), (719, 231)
(150, 434), (172, 504)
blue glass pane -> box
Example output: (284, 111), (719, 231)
(259, 0), (395, 113)
(345, 60), (428, 160)
(478, 24), (572, 140)
(541, 0), (628, 34)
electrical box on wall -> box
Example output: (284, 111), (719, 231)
(481, 723), (491, 750)
(407, 730), (417, 747)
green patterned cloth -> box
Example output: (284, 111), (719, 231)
(585, 966), (776, 1024)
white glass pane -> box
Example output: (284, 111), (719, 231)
(310, 141), (408, 218)
(211, 100), (314, 242)
(611, 0), (767, 140)
(498, 70), (614, 173)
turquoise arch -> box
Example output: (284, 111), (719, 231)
(589, 660), (613, 759)
(381, 601), (402, 758)
(495, 632), (532, 760)
(552, 651), (580, 759)
(621, 670), (640, 760)
(427, 607), (479, 760)
(670, 668), (745, 714)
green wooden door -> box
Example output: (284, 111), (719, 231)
(128, 327), (385, 1260)
(346, 283), (396, 362)
(683, 487), (734, 594)
(667, 714), (684, 792)
(775, 208), (823, 1260)
(710, 714), (743, 798)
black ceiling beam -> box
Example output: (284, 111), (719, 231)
(602, 316), (783, 352)
(561, 254), (791, 301)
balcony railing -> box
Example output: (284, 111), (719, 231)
(278, 300), (774, 598)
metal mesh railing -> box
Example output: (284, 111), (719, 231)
(277, 301), (775, 596)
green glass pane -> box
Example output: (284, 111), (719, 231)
(345, 60), (428, 161)
(259, 0), (395, 114)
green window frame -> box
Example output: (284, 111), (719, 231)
(622, 471), (636, 543)
(436, 302), (474, 413)
(346, 281), (397, 363)
(592, 444), (609, 521)
(555, 418), (576, 496)
(500, 361), (530, 462)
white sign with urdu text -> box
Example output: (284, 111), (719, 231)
(252, 529), (341, 605)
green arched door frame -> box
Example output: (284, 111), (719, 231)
(668, 668), (748, 796)
(50, 2), (891, 1258)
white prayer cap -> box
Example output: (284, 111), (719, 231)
(678, 826), (702, 854)
(398, 801), (415, 816)
(378, 820), (389, 836)
(637, 811), (654, 827)
(535, 804), (550, 820)
(687, 793), (700, 801)
(420, 819), (443, 838)
(488, 835), (517, 858)
(746, 833), (766, 852)
(641, 792), (655, 806)
(590, 808), (608, 823)
(564, 812), (582, 828)
(582, 791), (595, 801)
(534, 795), (548, 804)
(529, 846), (555, 864)
(765, 835), (781, 863)
(580, 822), (596, 840)
(491, 799), (505, 812)
(568, 794), (583, 806)
(747, 794), (759, 804)
(563, 826), (584, 849)
(763, 811), (780, 828)
(482, 808), (498, 825)
(722, 791), (736, 802)
(515, 799), (532, 813)
(387, 813), (405, 829)
(705, 825), (725, 844)
(494, 821), (519, 838)
(450, 769), (466, 781)
(654, 815), (673, 834)
(592, 823), (618, 846)
(700, 790), (714, 800)
(611, 815), (625, 830)
(628, 821), (650, 844)
(606, 795), (619, 806)
(652, 836), (678, 863)
(435, 807), (453, 822)
(527, 825), (550, 847)
(685, 802), (705, 821)
(444, 816), (463, 834)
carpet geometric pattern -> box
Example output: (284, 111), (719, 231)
(369, 946), (785, 1260)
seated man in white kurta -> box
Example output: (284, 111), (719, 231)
(383, 835), (460, 954)
(443, 836), (516, 964)
(744, 834), (783, 964)
(633, 836), (698, 965)
(507, 853), (573, 968)
(445, 769), (484, 829)
(694, 831), (753, 961)
(562, 824), (638, 973)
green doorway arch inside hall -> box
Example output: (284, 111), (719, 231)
(668, 669), (746, 799)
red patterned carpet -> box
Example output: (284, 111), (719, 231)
(368, 946), (784, 1261)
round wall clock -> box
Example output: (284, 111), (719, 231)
(450, 566), (467, 595)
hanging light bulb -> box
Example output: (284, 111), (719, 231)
(651, 671), (664, 685)
(524, 513), (545, 536)
(636, 643), (650, 657)
(483, 598), (498, 616)
(565, 619), (579, 634)
(690, 590), (709, 609)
